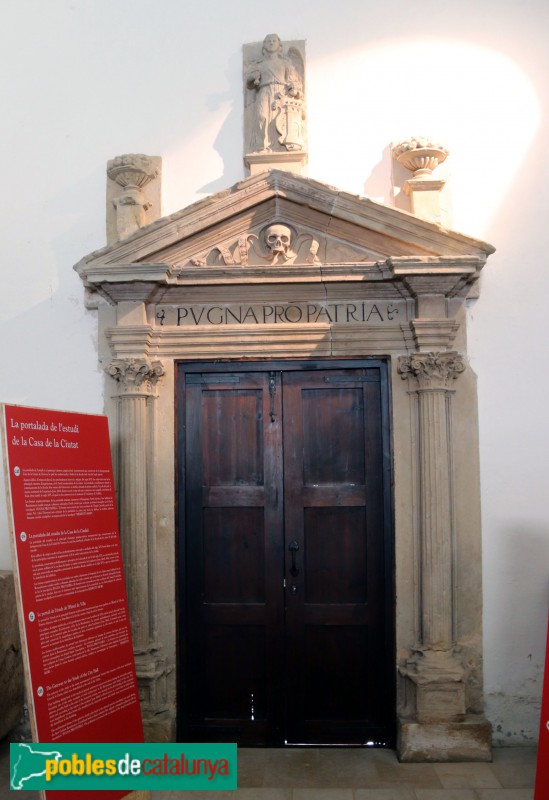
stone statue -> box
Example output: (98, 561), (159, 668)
(244, 33), (305, 154)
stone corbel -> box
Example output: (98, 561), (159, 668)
(409, 319), (460, 352)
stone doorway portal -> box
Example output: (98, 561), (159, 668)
(76, 169), (495, 760)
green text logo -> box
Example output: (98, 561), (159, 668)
(10, 742), (237, 790)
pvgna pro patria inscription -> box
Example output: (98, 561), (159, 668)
(155, 302), (404, 327)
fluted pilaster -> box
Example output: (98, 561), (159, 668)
(107, 358), (164, 652)
(417, 387), (453, 649)
(398, 352), (466, 723)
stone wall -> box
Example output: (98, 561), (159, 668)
(0, 571), (24, 740)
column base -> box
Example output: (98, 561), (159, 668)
(397, 715), (492, 762)
(142, 709), (176, 743)
(134, 650), (173, 726)
(400, 649), (466, 723)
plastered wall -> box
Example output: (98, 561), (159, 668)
(0, 0), (547, 744)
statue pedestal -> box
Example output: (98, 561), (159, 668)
(404, 177), (446, 223)
(401, 649), (466, 725)
(245, 150), (307, 176)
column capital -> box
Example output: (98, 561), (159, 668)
(107, 357), (165, 395)
(398, 351), (465, 389)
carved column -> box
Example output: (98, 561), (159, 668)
(107, 357), (169, 729)
(398, 352), (466, 724)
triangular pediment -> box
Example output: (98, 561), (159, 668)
(76, 170), (494, 303)
(80, 170), (494, 266)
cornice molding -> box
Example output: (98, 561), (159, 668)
(77, 256), (485, 305)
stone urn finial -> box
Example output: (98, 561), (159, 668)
(107, 154), (159, 191)
(393, 137), (449, 178)
(107, 154), (160, 241)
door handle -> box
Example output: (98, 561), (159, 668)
(289, 540), (300, 577)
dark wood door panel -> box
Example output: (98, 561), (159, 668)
(283, 368), (390, 744)
(202, 507), (266, 603)
(303, 506), (367, 604)
(184, 371), (284, 744)
(180, 362), (393, 747)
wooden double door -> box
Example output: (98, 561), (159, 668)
(178, 360), (393, 746)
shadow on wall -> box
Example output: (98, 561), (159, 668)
(484, 523), (549, 745)
(197, 49), (245, 196)
(363, 145), (393, 205)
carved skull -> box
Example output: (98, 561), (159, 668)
(264, 224), (292, 255)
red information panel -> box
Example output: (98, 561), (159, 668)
(535, 614), (549, 799)
(1, 404), (143, 800)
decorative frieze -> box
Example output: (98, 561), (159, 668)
(178, 223), (328, 268)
